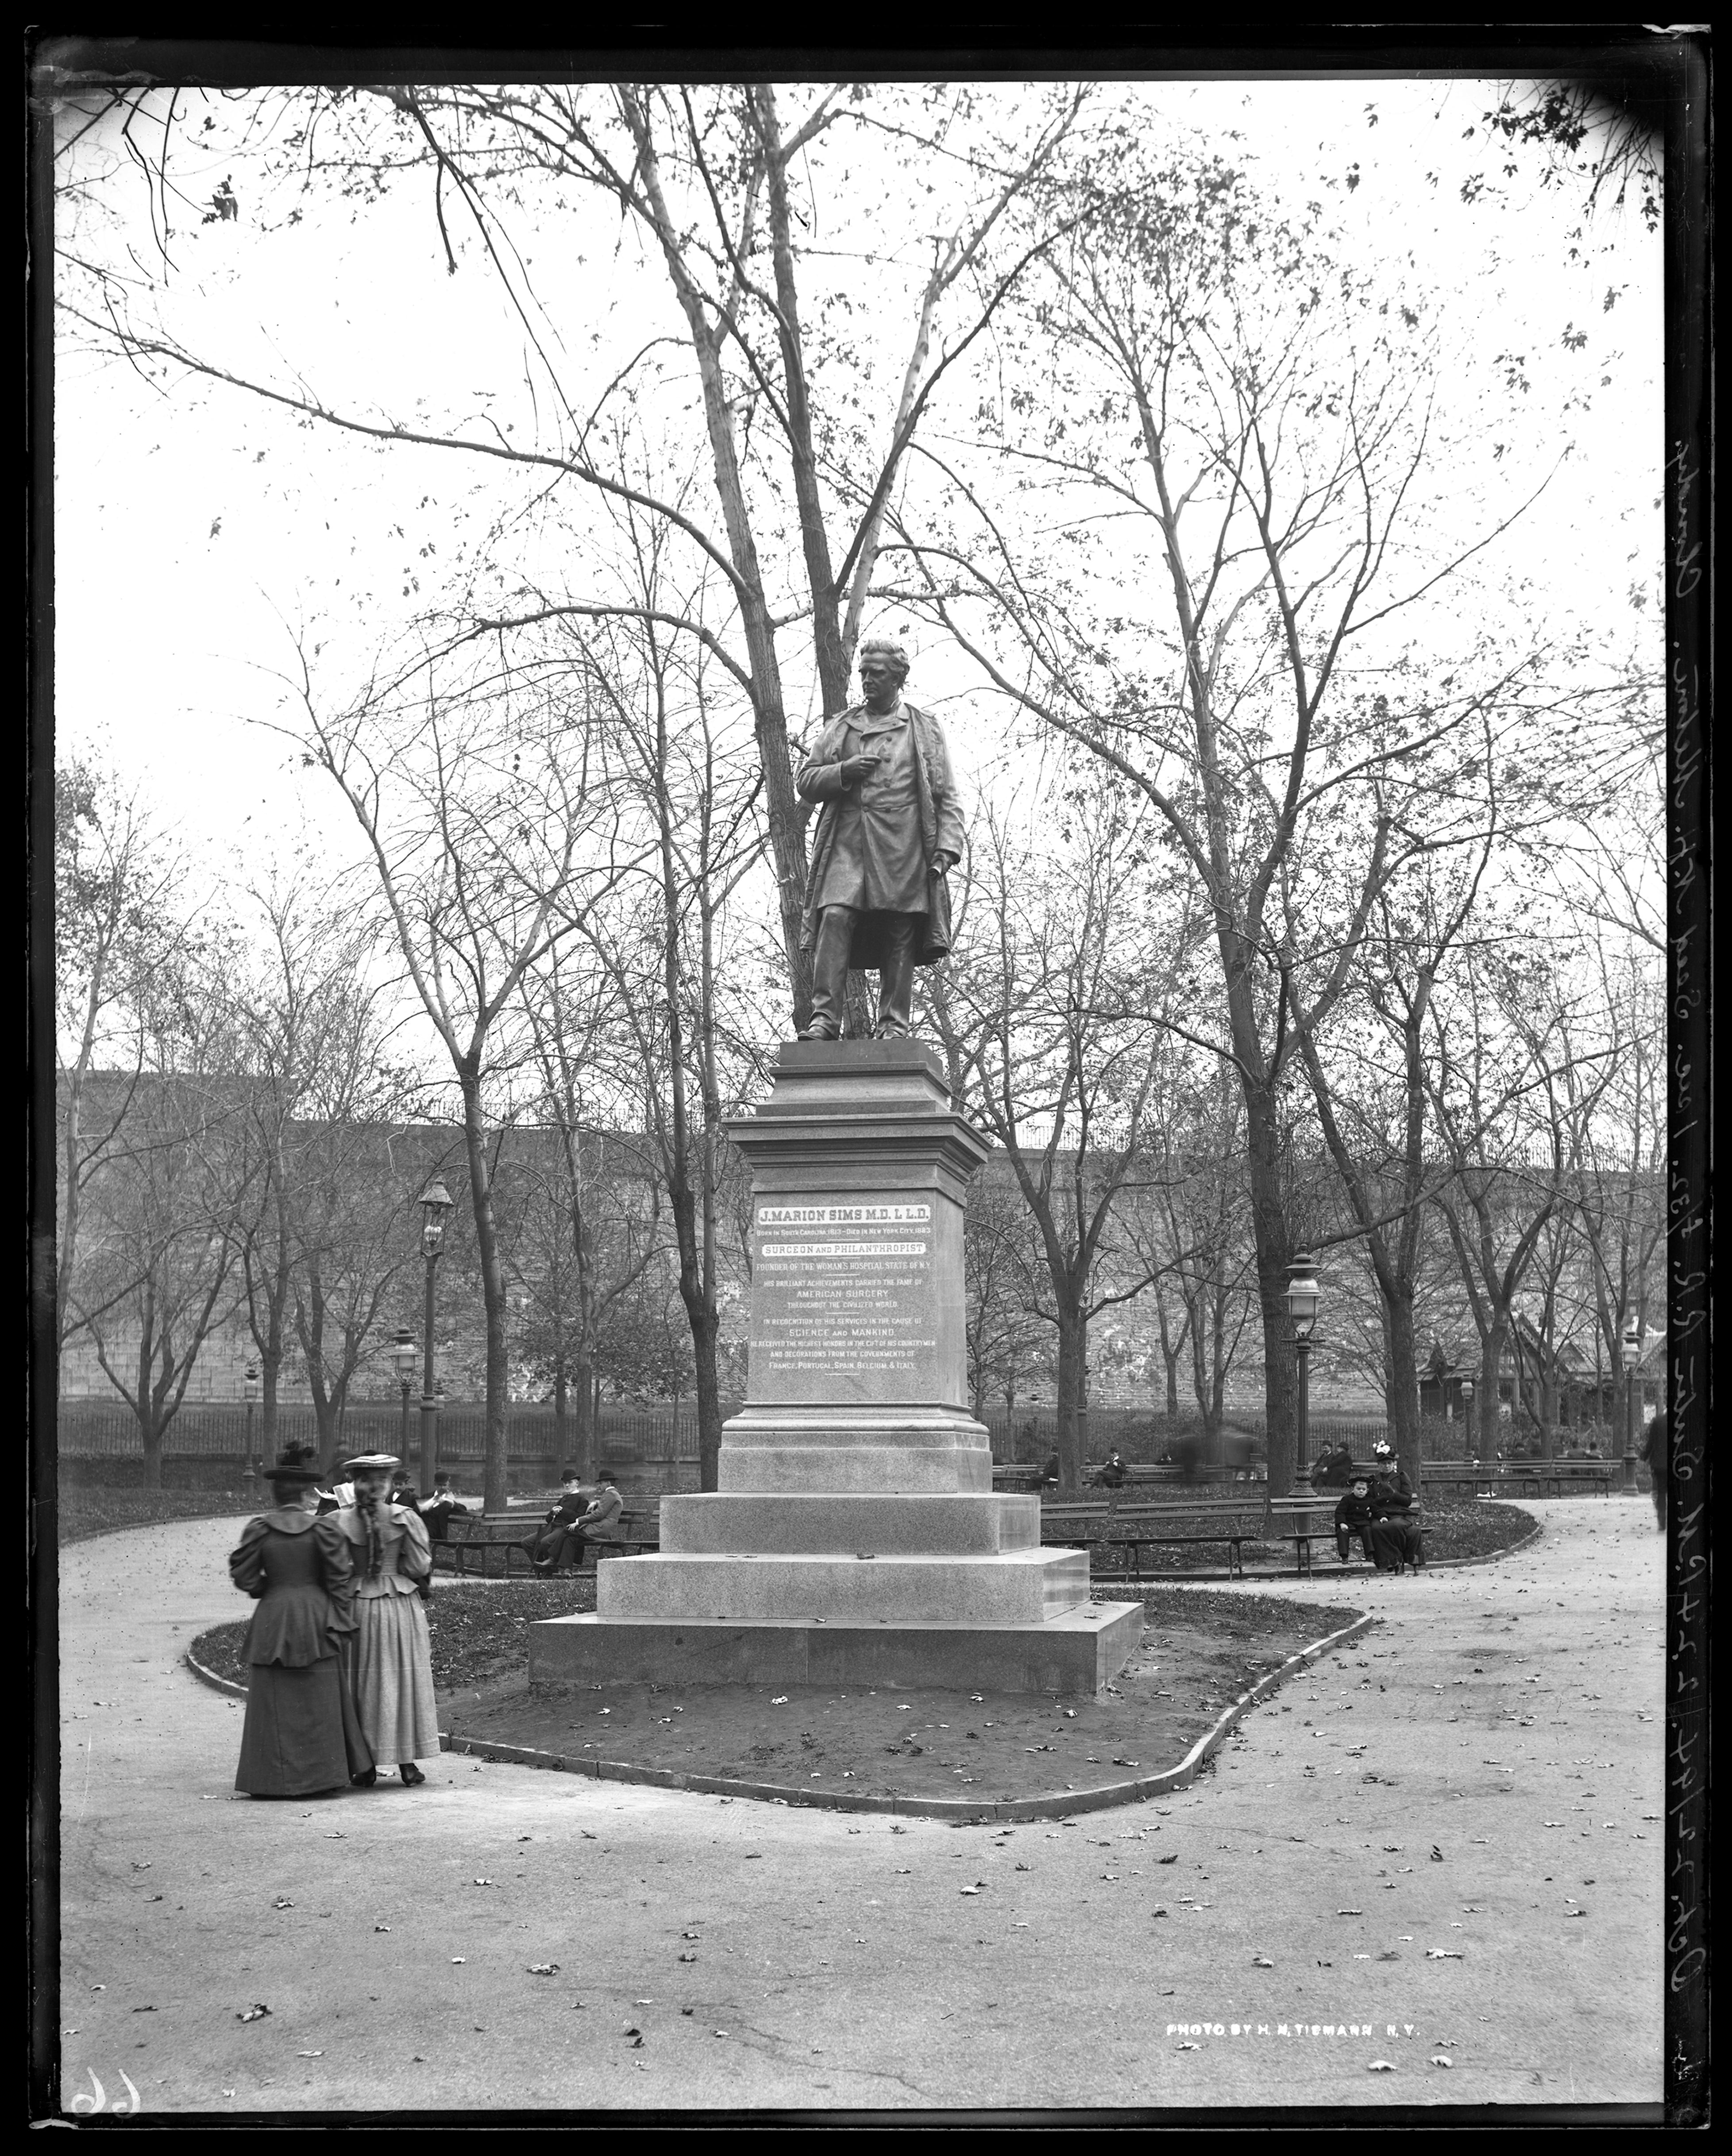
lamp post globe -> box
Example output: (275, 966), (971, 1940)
(1284, 1254), (1320, 1496)
(1620, 1316), (1642, 1496)
(418, 1179), (454, 1497)
(392, 1326), (418, 1462)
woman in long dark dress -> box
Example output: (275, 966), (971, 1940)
(332, 1454), (440, 1787)
(229, 1448), (374, 1798)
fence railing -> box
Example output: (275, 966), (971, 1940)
(56, 1399), (732, 1461)
(62, 1397), (1514, 1468)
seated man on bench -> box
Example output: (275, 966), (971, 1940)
(528, 1473), (624, 1573)
(525, 1469), (588, 1571)
(417, 1472), (470, 1544)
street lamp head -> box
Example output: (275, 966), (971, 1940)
(1284, 1253), (1320, 1341)
(1461, 1377), (1475, 1400)
(420, 1176), (454, 1255)
(243, 1363), (259, 1404)
(391, 1326), (418, 1382)
(1620, 1316), (1642, 1371)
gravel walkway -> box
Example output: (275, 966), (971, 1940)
(55, 1499), (1662, 2115)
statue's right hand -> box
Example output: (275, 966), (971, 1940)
(839, 754), (877, 784)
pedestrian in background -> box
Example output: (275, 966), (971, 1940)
(316, 1459), (357, 1516)
(1640, 1408), (1667, 1532)
(228, 1446), (373, 1797)
(418, 1472), (469, 1544)
(332, 1453), (439, 1787)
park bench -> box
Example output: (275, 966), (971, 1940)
(1422, 1466), (1501, 1500)
(1540, 1461), (1616, 1496)
(432, 1504), (660, 1578)
(991, 1465), (1042, 1492)
(1041, 1495), (1269, 1580)
(1454, 1460), (1615, 1500)
(1267, 1493), (1427, 1577)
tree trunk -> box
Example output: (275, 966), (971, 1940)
(685, 1289), (723, 1496)
(1239, 1115), (1296, 1492)
(459, 1071), (512, 1515)
(1480, 1327), (1504, 1457)
(553, 1356), (569, 1464)
(259, 1320), (283, 1453)
(1054, 1300), (1086, 1496)
(1383, 1285), (1423, 1488)
(571, 1349), (595, 1478)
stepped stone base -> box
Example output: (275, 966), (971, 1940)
(532, 1042), (1144, 1701)
(529, 1602), (1145, 1698)
(659, 1492), (1039, 1554)
(717, 1406), (994, 1494)
(596, 1546), (1087, 1626)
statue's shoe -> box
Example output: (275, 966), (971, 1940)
(796, 1024), (841, 1041)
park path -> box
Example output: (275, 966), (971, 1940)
(56, 1500), (1663, 2116)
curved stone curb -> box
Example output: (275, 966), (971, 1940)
(437, 1608), (1376, 1821)
(184, 1643), (248, 1699)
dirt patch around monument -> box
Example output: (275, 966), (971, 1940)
(191, 1573), (602, 1696)
(439, 1588), (1365, 1811)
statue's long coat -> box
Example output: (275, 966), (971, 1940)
(796, 701), (965, 970)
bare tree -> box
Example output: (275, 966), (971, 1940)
(223, 879), (423, 1451)
(1119, 1063), (1259, 1451)
(963, 1165), (1052, 1428)
(76, 989), (259, 1487)
(571, 575), (765, 1491)
(288, 637), (636, 1512)
(58, 81), (1084, 1025)
(894, 138), (1596, 1491)
(507, 956), (664, 1477)
(1426, 944), (1616, 1462)
(928, 781), (1206, 1494)
(54, 756), (204, 1377)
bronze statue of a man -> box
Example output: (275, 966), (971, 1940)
(795, 639), (964, 1041)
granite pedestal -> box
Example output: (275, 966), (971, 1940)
(532, 1040), (1141, 1697)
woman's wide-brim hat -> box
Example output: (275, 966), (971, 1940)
(265, 1444), (323, 1488)
(343, 1453), (403, 1474)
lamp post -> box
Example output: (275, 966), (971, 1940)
(1285, 1253), (1320, 1496)
(1620, 1315), (1641, 1496)
(243, 1363), (259, 1474)
(419, 1179), (454, 1497)
(1460, 1377), (1475, 1462)
(392, 1327), (418, 1465)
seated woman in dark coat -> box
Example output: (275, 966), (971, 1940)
(229, 1446), (374, 1797)
(1368, 1447), (1424, 1571)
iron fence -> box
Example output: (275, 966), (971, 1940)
(57, 1399), (729, 1462)
(64, 1396), (1529, 1469)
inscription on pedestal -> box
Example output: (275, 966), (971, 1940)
(751, 1200), (939, 1403)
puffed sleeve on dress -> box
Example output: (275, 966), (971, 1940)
(395, 1507), (433, 1582)
(228, 1516), (271, 1598)
(313, 1513), (360, 1635)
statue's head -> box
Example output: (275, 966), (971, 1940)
(857, 637), (910, 706)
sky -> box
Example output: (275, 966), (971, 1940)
(53, 74), (1663, 911)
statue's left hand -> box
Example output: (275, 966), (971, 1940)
(933, 851), (958, 874)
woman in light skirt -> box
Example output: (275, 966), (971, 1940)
(333, 1453), (440, 1787)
